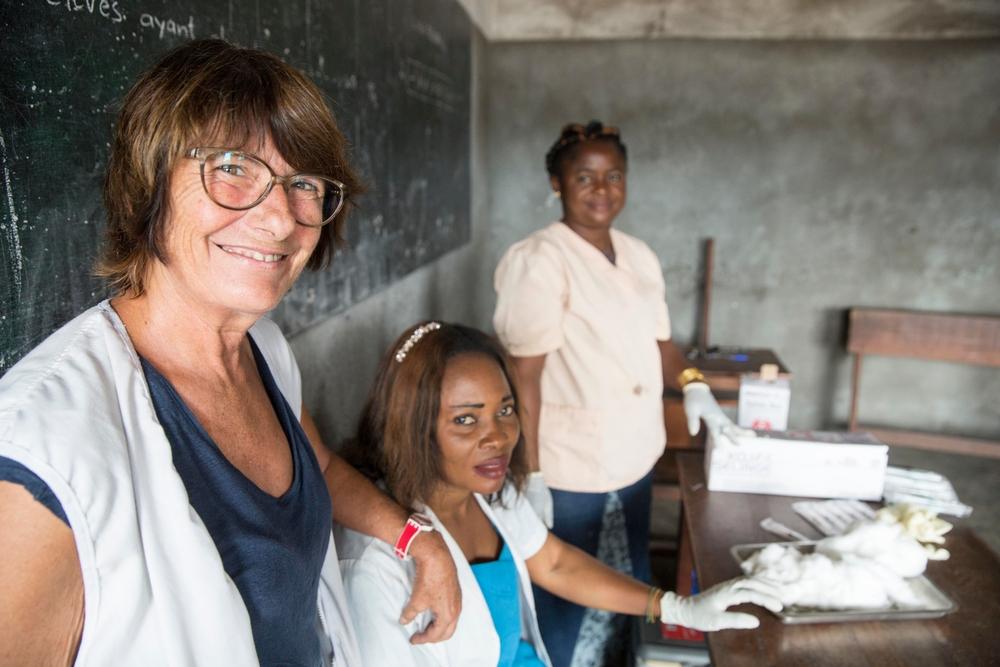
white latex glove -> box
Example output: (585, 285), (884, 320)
(876, 504), (953, 545)
(660, 578), (783, 631)
(682, 381), (755, 447)
(524, 471), (554, 528)
(876, 504), (952, 560)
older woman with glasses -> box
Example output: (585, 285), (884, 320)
(0, 39), (459, 666)
(493, 121), (754, 666)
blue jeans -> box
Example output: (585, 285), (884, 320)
(533, 470), (653, 667)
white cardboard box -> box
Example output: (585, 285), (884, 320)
(738, 375), (790, 431)
(704, 431), (888, 500)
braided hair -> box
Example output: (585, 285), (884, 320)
(544, 120), (628, 179)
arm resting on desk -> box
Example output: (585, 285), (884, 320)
(526, 532), (782, 631)
(527, 533), (651, 615)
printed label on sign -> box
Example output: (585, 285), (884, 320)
(738, 375), (790, 431)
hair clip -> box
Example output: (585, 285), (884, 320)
(560, 122), (620, 144)
(550, 122), (621, 155)
(394, 322), (442, 363)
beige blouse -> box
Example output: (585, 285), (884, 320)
(493, 222), (670, 493)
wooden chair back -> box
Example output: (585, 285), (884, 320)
(847, 307), (1000, 458)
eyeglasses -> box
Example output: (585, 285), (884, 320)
(186, 148), (346, 227)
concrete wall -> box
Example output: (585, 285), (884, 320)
(290, 31), (999, 447)
(460, 0), (1000, 41)
(479, 37), (1000, 438)
(292, 27), (493, 447)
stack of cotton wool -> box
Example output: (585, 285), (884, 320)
(740, 522), (928, 609)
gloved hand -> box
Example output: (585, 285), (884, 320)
(524, 471), (554, 528)
(682, 381), (755, 447)
(660, 578), (783, 631)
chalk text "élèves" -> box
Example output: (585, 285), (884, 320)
(47, 0), (124, 24)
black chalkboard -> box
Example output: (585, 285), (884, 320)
(0, 0), (471, 373)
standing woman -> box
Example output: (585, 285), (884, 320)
(493, 121), (748, 666)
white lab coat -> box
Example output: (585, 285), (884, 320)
(0, 301), (360, 666)
(337, 484), (554, 666)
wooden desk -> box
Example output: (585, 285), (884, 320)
(675, 452), (1000, 666)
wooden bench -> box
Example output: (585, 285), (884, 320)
(847, 307), (1000, 458)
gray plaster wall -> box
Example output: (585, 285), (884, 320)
(290, 33), (999, 447)
(462, 0), (1000, 41)
(479, 37), (1000, 438)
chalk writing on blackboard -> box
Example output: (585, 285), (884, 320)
(46, 0), (125, 24)
(413, 22), (447, 52)
(400, 58), (460, 113)
(139, 14), (196, 40)
(1, 0), (472, 376)
(0, 131), (23, 302)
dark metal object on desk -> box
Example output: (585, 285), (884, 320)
(679, 346), (791, 395)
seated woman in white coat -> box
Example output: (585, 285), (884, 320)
(337, 322), (782, 666)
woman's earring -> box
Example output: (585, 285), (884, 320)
(546, 190), (561, 208)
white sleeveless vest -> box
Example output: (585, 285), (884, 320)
(0, 301), (359, 666)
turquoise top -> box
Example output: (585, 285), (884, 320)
(470, 542), (546, 667)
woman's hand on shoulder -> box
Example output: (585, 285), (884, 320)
(0, 482), (84, 667)
(401, 530), (461, 645)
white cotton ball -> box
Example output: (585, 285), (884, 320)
(817, 521), (900, 558)
(882, 539), (929, 578)
(741, 544), (795, 577)
(740, 523), (931, 611)
(816, 521), (928, 578)
(801, 555), (890, 609)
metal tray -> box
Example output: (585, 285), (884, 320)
(730, 541), (957, 624)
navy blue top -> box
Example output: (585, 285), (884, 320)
(0, 457), (69, 524)
(1, 335), (331, 667)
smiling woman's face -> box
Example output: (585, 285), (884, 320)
(148, 135), (321, 320)
(551, 140), (627, 233)
(433, 352), (521, 500)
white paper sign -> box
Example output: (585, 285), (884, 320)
(738, 375), (790, 431)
